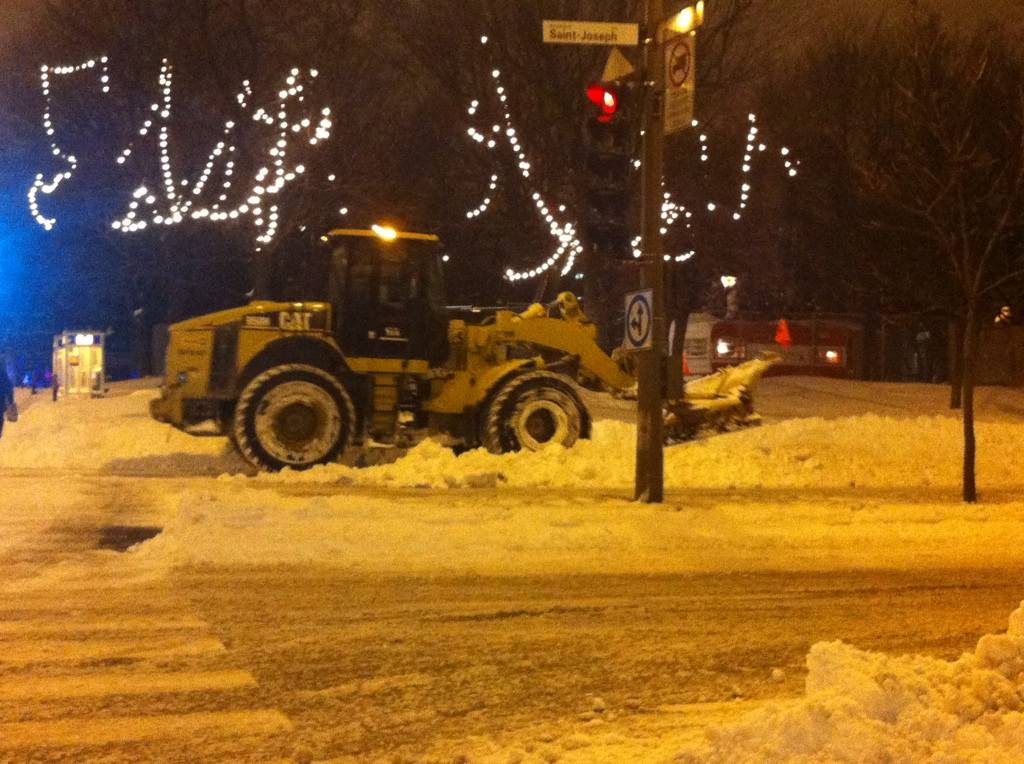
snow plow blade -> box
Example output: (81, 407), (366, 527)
(664, 352), (780, 442)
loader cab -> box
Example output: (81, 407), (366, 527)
(325, 227), (449, 365)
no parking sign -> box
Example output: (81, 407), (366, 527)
(664, 33), (695, 135)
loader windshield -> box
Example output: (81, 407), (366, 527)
(325, 230), (448, 363)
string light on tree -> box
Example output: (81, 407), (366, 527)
(27, 56), (110, 230)
(654, 113), (798, 242)
(623, 114), (797, 265)
(29, 57), (331, 247)
(465, 174), (498, 219)
(461, 36), (798, 282)
(462, 37), (584, 282)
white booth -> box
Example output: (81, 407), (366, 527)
(53, 331), (107, 397)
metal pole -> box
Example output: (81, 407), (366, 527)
(635, 0), (666, 503)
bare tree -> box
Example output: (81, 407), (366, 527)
(2, 1), (377, 349)
(848, 17), (1024, 502)
(388, 0), (773, 338)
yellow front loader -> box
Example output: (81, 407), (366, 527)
(151, 228), (775, 470)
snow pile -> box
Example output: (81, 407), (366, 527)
(262, 413), (1022, 492)
(1, 378), (1020, 493)
(0, 387), (245, 475)
(128, 475), (1024, 575)
(679, 603), (1024, 763)
(129, 486), (648, 573)
(274, 432), (627, 489)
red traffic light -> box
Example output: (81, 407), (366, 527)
(586, 82), (618, 122)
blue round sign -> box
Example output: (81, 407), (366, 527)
(626, 292), (652, 348)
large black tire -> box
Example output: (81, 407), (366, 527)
(233, 364), (356, 471)
(481, 371), (586, 454)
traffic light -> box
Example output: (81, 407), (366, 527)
(581, 81), (635, 260)
(586, 82), (619, 123)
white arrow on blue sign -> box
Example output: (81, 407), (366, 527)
(624, 289), (653, 350)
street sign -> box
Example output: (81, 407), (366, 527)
(624, 289), (653, 350)
(543, 20), (639, 47)
(663, 33), (695, 135)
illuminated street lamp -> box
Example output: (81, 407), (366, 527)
(665, 1), (705, 35)
(371, 224), (398, 241)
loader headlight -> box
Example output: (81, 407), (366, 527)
(176, 371), (189, 385)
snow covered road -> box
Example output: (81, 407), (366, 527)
(1, 377), (1023, 760)
(3, 472), (1022, 762)
(176, 563), (1024, 762)
(2, 472), (1022, 761)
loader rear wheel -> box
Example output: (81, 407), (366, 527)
(233, 364), (355, 471)
(481, 371), (585, 454)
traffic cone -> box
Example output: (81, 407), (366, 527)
(774, 318), (793, 348)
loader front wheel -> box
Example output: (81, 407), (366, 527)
(481, 371), (585, 454)
(233, 364), (355, 471)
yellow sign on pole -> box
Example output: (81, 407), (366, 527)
(542, 20), (639, 46)
(663, 33), (695, 135)
(602, 47), (636, 82)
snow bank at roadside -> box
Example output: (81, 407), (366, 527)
(263, 412), (1022, 492)
(131, 487), (635, 573)
(1, 379), (1021, 493)
(678, 602), (1024, 763)
(0, 387), (245, 475)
